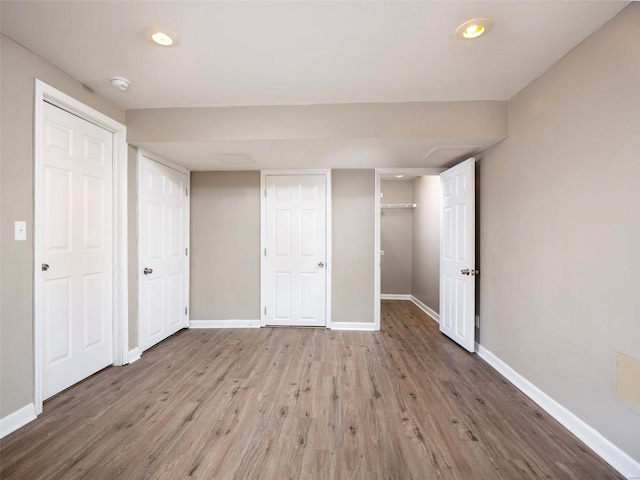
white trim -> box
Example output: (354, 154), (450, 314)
(127, 347), (141, 364)
(381, 294), (412, 301)
(260, 170), (332, 328)
(374, 167), (445, 332)
(410, 296), (440, 323)
(477, 345), (640, 480)
(331, 322), (377, 331)
(374, 169), (381, 330)
(189, 320), (260, 329)
(325, 173), (332, 329)
(137, 149), (190, 175)
(33, 80), (128, 415)
(0, 404), (37, 439)
(136, 149), (190, 353)
(377, 168), (446, 176)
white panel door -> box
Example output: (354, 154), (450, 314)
(266, 175), (327, 326)
(39, 101), (113, 399)
(139, 156), (189, 352)
(440, 158), (476, 352)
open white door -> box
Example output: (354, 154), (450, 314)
(138, 154), (189, 352)
(439, 158), (476, 352)
(264, 174), (327, 327)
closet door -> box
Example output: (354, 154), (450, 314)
(440, 158), (476, 352)
(139, 155), (189, 352)
(39, 101), (113, 399)
(264, 175), (327, 327)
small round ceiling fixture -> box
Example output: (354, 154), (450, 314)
(145, 27), (179, 47)
(455, 18), (493, 40)
(110, 76), (130, 91)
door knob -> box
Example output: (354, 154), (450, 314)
(42, 263), (50, 271)
(461, 268), (470, 275)
(318, 262), (325, 268)
(143, 267), (153, 275)
(470, 269), (479, 276)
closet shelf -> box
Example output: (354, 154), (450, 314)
(381, 203), (417, 209)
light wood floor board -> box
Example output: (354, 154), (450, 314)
(0, 301), (624, 479)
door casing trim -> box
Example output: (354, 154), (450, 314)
(33, 80), (128, 415)
(260, 170), (332, 328)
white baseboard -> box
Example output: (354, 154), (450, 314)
(331, 322), (378, 331)
(189, 319), (260, 329)
(0, 403), (37, 439)
(477, 345), (640, 480)
(410, 296), (440, 323)
(381, 294), (412, 301)
(127, 347), (141, 364)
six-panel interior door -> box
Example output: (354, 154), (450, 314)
(265, 175), (327, 326)
(139, 156), (189, 352)
(439, 158), (476, 352)
(39, 101), (114, 400)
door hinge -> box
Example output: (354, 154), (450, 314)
(186, 188), (189, 197)
(264, 307), (267, 315)
(264, 247), (267, 256)
(264, 187), (267, 197)
(185, 306), (188, 316)
(475, 315), (480, 328)
(185, 247), (188, 256)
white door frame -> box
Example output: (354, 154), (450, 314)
(260, 170), (332, 328)
(374, 168), (444, 330)
(34, 80), (128, 415)
(136, 148), (191, 349)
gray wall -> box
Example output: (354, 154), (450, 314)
(332, 170), (375, 324)
(190, 172), (261, 320)
(0, 34), (125, 418)
(380, 180), (413, 295)
(127, 146), (138, 350)
(189, 169), (375, 325)
(479, 3), (640, 462)
(127, 101), (508, 143)
(411, 176), (440, 312)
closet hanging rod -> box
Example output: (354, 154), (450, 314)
(380, 203), (417, 209)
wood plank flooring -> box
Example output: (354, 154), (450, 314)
(0, 301), (624, 479)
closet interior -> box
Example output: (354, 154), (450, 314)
(380, 175), (441, 317)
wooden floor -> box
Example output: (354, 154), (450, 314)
(0, 301), (623, 479)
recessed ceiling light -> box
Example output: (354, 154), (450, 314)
(455, 18), (493, 40)
(395, 175), (404, 178)
(145, 27), (179, 47)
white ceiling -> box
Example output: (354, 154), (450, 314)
(1, 1), (627, 109)
(0, 1), (628, 169)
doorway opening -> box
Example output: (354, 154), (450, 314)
(374, 169), (443, 330)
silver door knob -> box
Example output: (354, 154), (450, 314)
(318, 262), (325, 268)
(461, 268), (470, 275)
(143, 267), (153, 275)
(42, 263), (50, 271)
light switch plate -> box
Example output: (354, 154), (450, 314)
(15, 221), (27, 241)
